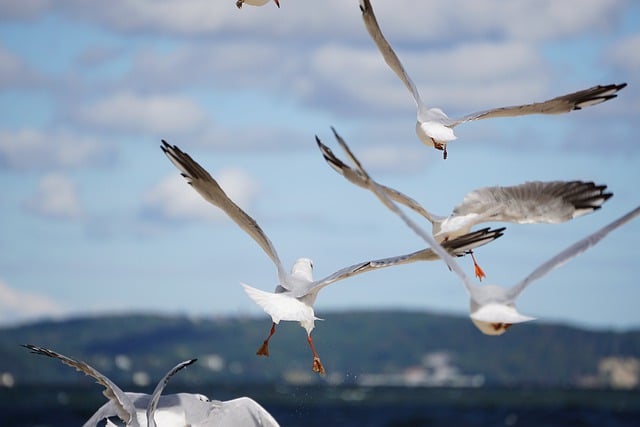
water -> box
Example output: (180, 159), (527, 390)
(2, 384), (639, 426)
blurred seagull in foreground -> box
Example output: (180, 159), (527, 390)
(359, 0), (626, 159)
(161, 140), (504, 375)
(316, 127), (613, 280)
(333, 142), (640, 336)
(23, 344), (195, 427)
(23, 345), (280, 427)
(236, 0), (280, 9)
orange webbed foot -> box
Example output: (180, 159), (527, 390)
(256, 341), (270, 357)
(469, 251), (486, 281)
(312, 357), (326, 376)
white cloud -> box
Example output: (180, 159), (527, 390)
(24, 173), (84, 220)
(0, 0), (52, 20)
(67, 0), (242, 35)
(609, 34), (640, 72)
(0, 43), (38, 87)
(31, 0), (355, 38)
(0, 129), (112, 170)
(0, 279), (66, 325)
(142, 168), (259, 222)
(305, 41), (548, 117)
(350, 0), (622, 42)
(120, 42), (284, 92)
(8, 0), (621, 42)
(358, 145), (429, 175)
(77, 91), (209, 135)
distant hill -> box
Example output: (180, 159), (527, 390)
(2, 310), (639, 389)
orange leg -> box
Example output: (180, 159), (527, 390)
(469, 251), (486, 281)
(307, 334), (326, 376)
(256, 322), (277, 357)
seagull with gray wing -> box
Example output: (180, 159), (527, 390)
(326, 136), (640, 335)
(23, 344), (280, 427)
(316, 127), (612, 280)
(161, 140), (504, 375)
(359, 0), (626, 159)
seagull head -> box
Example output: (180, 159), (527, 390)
(469, 302), (536, 336)
(291, 257), (314, 282)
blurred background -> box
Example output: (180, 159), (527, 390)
(1, 1), (639, 425)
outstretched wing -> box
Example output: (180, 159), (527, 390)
(206, 396), (281, 426)
(451, 83), (626, 125)
(161, 141), (289, 285)
(315, 134), (441, 223)
(146, 359), (198, 427)
(23, 344), (139, 427)
(359, 0), (426, 113)
(452, 180), (613, 226)
(304, 227), (504, 296)
(506, 205), (640, 300)
(324, 129), (482, 297)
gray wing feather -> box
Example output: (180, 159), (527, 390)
(507, 205), (640, 300)
(325, 128), (483, 296)
(316, 135), (440, 223)
(146, 359), (197, 427)
(451, 83), (626, 125)
(302, 226), (504, 297)
(452, 181), (612, 225)
(161, 141), (289, 285)
(359, 0), (426, 112)
(23, 344), (139, 427)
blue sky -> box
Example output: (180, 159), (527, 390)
(0, 0), (639, 330)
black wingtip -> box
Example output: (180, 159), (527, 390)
(22, 343), (38, 353)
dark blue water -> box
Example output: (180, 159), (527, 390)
(2, 385), (639, 426)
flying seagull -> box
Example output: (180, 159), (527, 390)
(236, 0), (280, 9)
(316, 127), (612, 279)
(359, 0), (626, 159)
(23, 344), (195, 427)
(161, 140), (504, 375)
(332, 143), (640, 335)
(23, 345), (280, 427)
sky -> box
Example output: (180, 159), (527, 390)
(0, 0), (639, 330)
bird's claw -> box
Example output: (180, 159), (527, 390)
(432, 140), (448, 160)
(312, 357), (326, 376)
(256, 341), (270, 357)
(468, 250), (485, 281)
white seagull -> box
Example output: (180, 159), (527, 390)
(236, 0), (280, 9)
(316, 127), (612, 280)
(23, 344), (196, 427)
(23, 345), (280, 427)
(359, 0), (627, 159)
(161, 140), (504, 375)
(335, 148), (640, 336)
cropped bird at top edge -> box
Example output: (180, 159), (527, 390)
(359, 0), (627, 159)
(334, 142), (640, 336)
(316, 127), (613, 281)
(161, 140), (504, 376)
(23, 345), (280, 427)
(236, 0), (280, 9)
